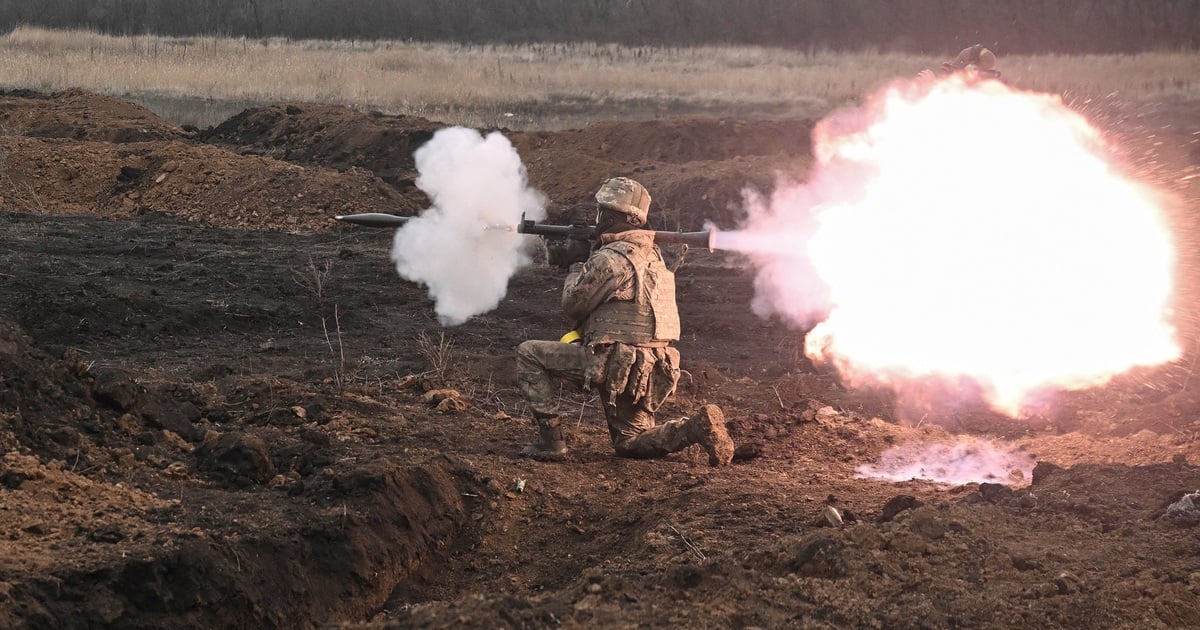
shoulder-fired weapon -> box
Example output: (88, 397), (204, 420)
(334, 212), (716, 251)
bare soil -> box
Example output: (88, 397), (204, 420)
(1, 88), (1199, 629)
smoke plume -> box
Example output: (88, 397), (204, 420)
(391, 127), (546, 325)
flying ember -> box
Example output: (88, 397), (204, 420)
(725, 76), (1179, 416)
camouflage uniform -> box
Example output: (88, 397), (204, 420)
(518, 228), (732, 464)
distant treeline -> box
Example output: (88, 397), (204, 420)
(1, 0), (1197, 54)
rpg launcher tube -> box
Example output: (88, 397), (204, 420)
(334, 212), (717, 251)
(516, 213), (716, 251)
(651, 227), (716, 252)
(516, 217), (598, 241)
(518, 221), (715, 251)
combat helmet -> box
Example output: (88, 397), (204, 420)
(946, 44), (997, 72)
(595, 177), (651, 227)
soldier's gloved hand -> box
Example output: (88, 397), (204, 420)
(546, 238), (590, 268)
(568, 262), (585, 274)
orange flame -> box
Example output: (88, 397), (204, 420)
(731, 77), (1179, 416)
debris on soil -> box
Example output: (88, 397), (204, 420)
(1165, 490), (1200, 524)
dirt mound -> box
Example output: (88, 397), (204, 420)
(386, 459), (1200, 629)
(0, 89), (815, 233)
(0, 90), (422, 231)
(0, 321), (116, 462)
(0, 134), (416, 231)
(201, 103), (442, 191)
(0, 88), (186, 143)
(0, 315), (472, 628)
(197, 100), (817, 230)
(516, 117), (815, 165)
(0, 88), (811, 232)
(0, 316), (314, 485)
(508, 118), (814, 227)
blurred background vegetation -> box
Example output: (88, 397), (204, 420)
(0, 0), (1196, 54)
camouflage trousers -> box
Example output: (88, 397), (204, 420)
(516, 339), (688, 458)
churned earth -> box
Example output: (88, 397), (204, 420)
(0, 88), (1199, 629)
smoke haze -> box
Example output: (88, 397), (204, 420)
(390, 127), (546, 325)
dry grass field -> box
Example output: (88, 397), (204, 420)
(2, 26), (1197, 129)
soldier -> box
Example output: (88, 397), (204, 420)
(516, 177), (735, 466)
(918, 44), (1002, 81)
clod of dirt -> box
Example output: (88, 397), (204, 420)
(790, 534), (847, 578)
(422, 389), (471, 413)
(731, 442), (764, 462)
(91, 368), (141, 412)
(978, 482), (1015, 503)
(195, 431), (276, 486)
(879, 494), (924, 522)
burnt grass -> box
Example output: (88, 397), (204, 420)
(1, 89), (1199, 628)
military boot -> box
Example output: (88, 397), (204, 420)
(685, 404), (734, 466)
(519, 417), (568, 462)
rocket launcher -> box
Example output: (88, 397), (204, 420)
(334, 212), (716, 251)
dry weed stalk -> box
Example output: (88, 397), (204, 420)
(292, 254), (334, 301)
(466, 371), (519, 414)
(321, 304), (346, 388)
(668, 525), (706, 561)
(416, 330), (455, 381)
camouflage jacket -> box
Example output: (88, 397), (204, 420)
(562, 230), (680, 347)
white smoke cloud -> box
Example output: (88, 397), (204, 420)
(391, 127), (546, 325)
(718, 182), (831, 329)
(856, 438), (1036, 486)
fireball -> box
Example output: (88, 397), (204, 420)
(733, 76), (1179, 416)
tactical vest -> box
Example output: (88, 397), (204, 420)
(582, 236), (680, 346)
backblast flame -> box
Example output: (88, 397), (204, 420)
(732, 76), (1179, 417)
